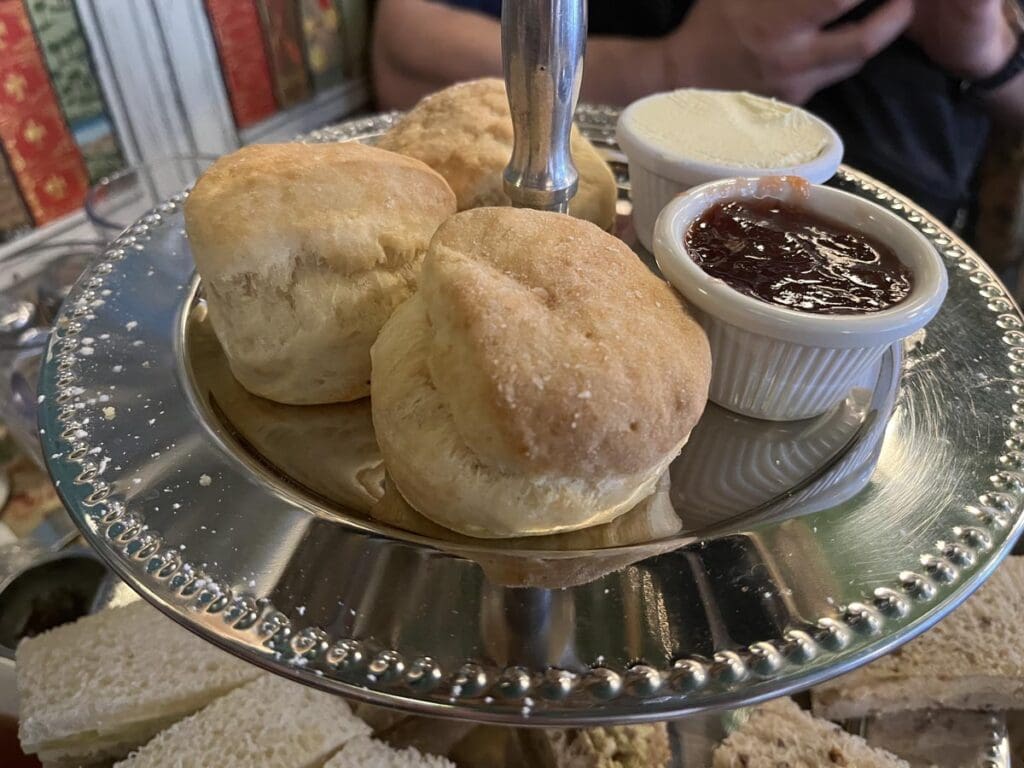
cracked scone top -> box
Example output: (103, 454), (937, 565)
(371, 207), (711, 538)
(377, 78), (618, 231)
(185, 142), (456, 404)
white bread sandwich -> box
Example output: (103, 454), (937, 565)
(519, 723), (671, 768)
(185, 142), (457, 405)
(371, 207), (711, 538)
(812, 555), (1024, 719)
(114, 674), (369, 768)
(712, 698), (909, 768)
(349, 711), (674, 768)
(377, 78), (618, 231)
(858, 710), (1007, 768)
(16, 599), (260, 766)
(325, 736), (454, 768)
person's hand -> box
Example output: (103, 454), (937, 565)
(907, 0), (1017, 80)
(670, 0), (914, 104)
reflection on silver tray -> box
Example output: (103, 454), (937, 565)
(36, 106), (1024, 724)
(673, 346), (898, 532)
(187, 295), (897, 588)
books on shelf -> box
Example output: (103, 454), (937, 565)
(205, 0), (279, 130)
(300, 0), (345, 92)
(0, 0), (370, 244)
(0, 0), (89, 225)
(257, 0), (312, 108)
(24, 0), (125, 183)
(336, 0), (369, 78)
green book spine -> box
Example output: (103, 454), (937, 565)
(257, 0), (312, 108)
(300, 0), (344, 92)
(0, 147), (31, 242)
(24, 0), (125, 182)
(335, 0), (368, 79)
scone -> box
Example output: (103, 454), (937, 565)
(185, 142), (457, 404)
(370, 207), (710, 538)
(188, 311), (383, 511)
(371, 471), (682, 588)
(377, 78), (618, 230)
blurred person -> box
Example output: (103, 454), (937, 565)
(372, 0), (1024, 227)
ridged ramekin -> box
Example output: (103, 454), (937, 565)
(653, 176), (948, 421)
(616, 90), (844, 251)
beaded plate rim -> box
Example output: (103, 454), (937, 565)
(35, 105), (1024, 725)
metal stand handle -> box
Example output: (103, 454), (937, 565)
(501, 0), (586, 213)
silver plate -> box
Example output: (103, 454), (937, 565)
(37, 107), (1024, 724)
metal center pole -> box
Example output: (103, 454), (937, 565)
(501, 0), (587, 213)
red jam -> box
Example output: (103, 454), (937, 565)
(684, 197), (913, 314)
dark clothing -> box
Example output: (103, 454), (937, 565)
(442, 0), (991, 225)
(807, 40), (988, 225)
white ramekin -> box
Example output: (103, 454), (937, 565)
(672, 369), (874, 525)
(617, 90), (844, 251)
(653, 177), (948, 421)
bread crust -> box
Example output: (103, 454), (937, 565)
(713, 699), (909, 768)
(811, 555), (1024, 720)
(185, 142), (456, 404)
(519, 723), (672, 768)
(187, 143), (455, 280)
(16, 600), (259, 763)
(377, 78), (618, 230)
(421, 207), (710, 478)
(371, 207), (710, 538)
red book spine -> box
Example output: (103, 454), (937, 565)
(205, 0), (278, 130)
(257, 0), (311, 108)
(0, 0), (89, 226)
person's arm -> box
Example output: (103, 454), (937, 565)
(372, 0), (913, 109)
(666, 0), (913, 105)
(907, 0), (1024, 128)
(372, 0), (499, 109)
(976, 12), (1024, 128)
(372, 0), (671, 108)
(983, 72), (1024, 127)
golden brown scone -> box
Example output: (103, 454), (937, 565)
(185, 142), (456, 404)
(377, 78), (617, 230)
(370, 207), (710, 538)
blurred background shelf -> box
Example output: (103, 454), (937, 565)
(240, 79), (369, 144)
(0, 0), (372, 258)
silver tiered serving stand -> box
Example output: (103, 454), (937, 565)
(36, 0), (1024, 729)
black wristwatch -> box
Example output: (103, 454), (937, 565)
(960, 10), (1024, 96)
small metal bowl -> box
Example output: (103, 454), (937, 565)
(0, 545), (110, 659)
